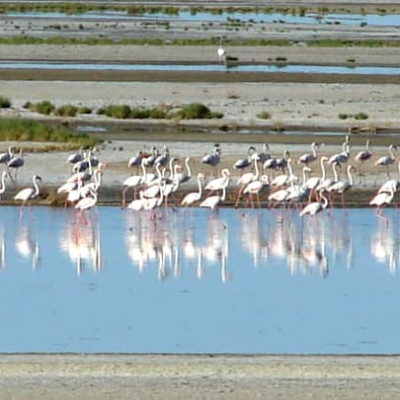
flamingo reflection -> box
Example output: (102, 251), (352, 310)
(371, 214), (399, 273)
(125, 210), (180, 281)
(15, 224), (40, 269)
(59, 219), (102, 276)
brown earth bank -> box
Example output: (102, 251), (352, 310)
(1, 354), (400, 400)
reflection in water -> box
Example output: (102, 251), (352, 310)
(2, 207), (400, 278)
(15, 224), (40, 270)
(59, 217), (102, 275)
(371, 215), (400, 274)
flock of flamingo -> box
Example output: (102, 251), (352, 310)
(117, 137), (400, 217)
(0, 135), (399, 219)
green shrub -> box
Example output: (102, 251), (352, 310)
(354, 112), (369, 120)
(338, 113), (348, 120)
(77, 106), (92, 114)
(172, 103), (220, 119)
(257, 111), (271, 119)
(102, 104), (132, 119)
(33, 100), (55, 115)
(148, 108), (167, 119)
(130, 108), (150, 119)
(0, 96), (11, 108)
(56, 104), (78, 117)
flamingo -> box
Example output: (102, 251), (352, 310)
(268, 187), (290, 209)
(299, 190), (329, 217)
(243, 175), (270, 208)
(378, 161), (400, 196)
(275, 150), (291, 173)
(0, 171), (9, 200)
(370, 187), (395, 215)
(67, 146), (84, 165)
(7, 148), (24, 182)
(375, 144), (397, 180)
(315, 160), (341, 194)
(75, 188), (98, 212)
(200, 182), (227, 210)
(328, 136), (350, 165)
(0, 146), (15, 165)
(122, 158), (155, 206)
(14, 174), (42, 209)
(205, 168), (231, 192)
(328, 165), (356, 208)
(354, 139), (372, 179)
(304, 156), (328, 201)
(202, 145), (221, 176)
(174, 157), (194, 185)
(154, 145), (170, 168)
(234, 156), (260, 207)
(251, 143), (271, 164)
(181, 173), (205, 207)
(270, 158), (298, 188)
(298, 142), (322, 166)
(233, 146), (256, 174)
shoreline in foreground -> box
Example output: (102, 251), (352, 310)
(1, 354), (399, 399)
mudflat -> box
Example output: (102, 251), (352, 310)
(1, 354), (400, 400)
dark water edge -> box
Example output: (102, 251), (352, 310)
(3, 68), (400, 84)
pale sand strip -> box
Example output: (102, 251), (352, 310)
(1, 354), (400, 399)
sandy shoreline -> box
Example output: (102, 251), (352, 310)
(1, 354), (400, 399)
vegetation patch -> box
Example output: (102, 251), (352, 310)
(338, 112), (369, 120)
(257, 111), (272, 119)
(0, 119), (100, 147)
(171, 103), (223, 119)
(0, 96), (11, 108)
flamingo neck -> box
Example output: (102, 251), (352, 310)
(320, 158), (327, 180)
(333, 163), (340, 181)
(253, 158), (260, 179)
(220, 185), (227, 202)
(32, 177), (40, 197)
(347, 167), (354, 186)
(312, 143), (317, 157)
(0, 172), (6, 194)
(320, 192), (328, 208)
(197, 175), (203, 197)
(185, 158), (192, 177)
(287, 160), (294, 178)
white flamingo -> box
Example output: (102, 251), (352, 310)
(14, 174), (42, 209)
(181, 173), (205, 207)
(299, 190), (329, 217)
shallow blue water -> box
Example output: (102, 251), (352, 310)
(1, 205), (400, 354)
(1, 61), (398, 75)
(6, 10), (400, 27)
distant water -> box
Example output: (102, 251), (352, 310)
(0, 205), (400, 354)
(0, 61), (399, 75)
(7, 10), (400, 27)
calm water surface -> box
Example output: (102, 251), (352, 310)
(1, 206), (400, 354)
(1, 62), (399, 75)
(7, 11), (400, 27)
